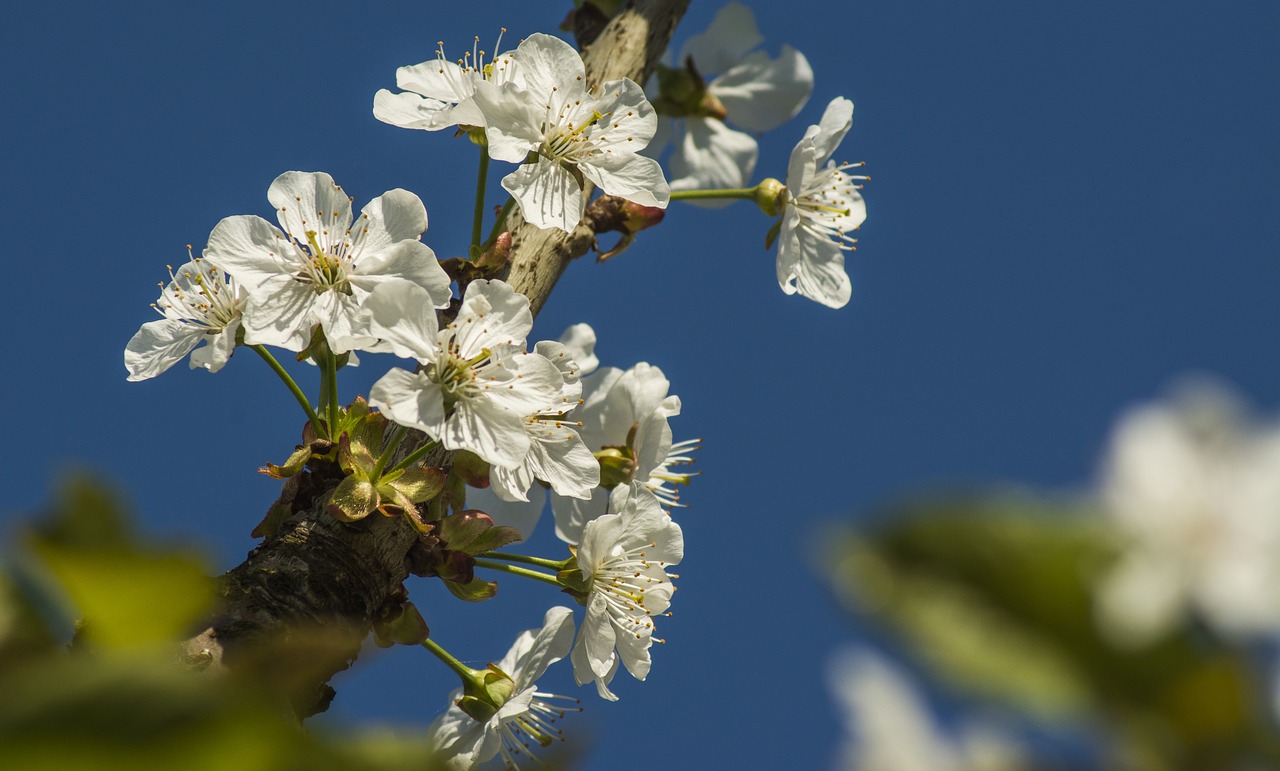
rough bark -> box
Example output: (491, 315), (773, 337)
(180, 0), (691, 719)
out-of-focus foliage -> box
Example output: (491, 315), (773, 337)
(0, 475), (442, 771)
(820, 494), (1280, 771)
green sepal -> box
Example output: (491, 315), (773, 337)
(383, 601), (430, 646)
(451, 450), (491, 488)
(443, 576), (498, 603)
(348, 407), (386, 456)
(262, 445), (311, 479)
(764, 218), (784, 250)
(438, 510), (523, 555)
(383, 467), (447, 504)
(556, 566), (590, 597)
(327, 476), (379, 522)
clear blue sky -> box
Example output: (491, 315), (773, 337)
(1, 1), (1277, 769)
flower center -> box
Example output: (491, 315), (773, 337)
(496, 693), (581, 769)
(426, 347), (492, 409)
(540, 99), (611, 166)
(152, 250), (242, 333)
(792, 161), (868, 251)
(293, 229), (354, 295)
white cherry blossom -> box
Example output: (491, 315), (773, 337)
(468, 324), (603, 539)
(125, 253), (246, 381)
(777, 97), (868, 309)
(206, 171), (451, 354)
(426, 606), (579, 770)
(829, 648), (1026, 771)
(367, 279), (564, 469)
(570, 484), (683, 701)
(374, 32), (519, 132)
(655, 2), (813, 197)
(1095, 383), (1280, 647)
(489, 338), (599, 505)
(471, 33), (670, 233)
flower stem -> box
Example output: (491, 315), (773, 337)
(371, 425), (410, 480)
(250, 345), (323, 431)
(668, 187), (759, 202)
(389, 439), (441, 473)
(421, 637), (484, 686)
(484, 197), (516, 247)
(472, 559), (562, 588)
(471, 151), (490, 254)
(322, 348), (340, 440)
(477, 551), (570, 571)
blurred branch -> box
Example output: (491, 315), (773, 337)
(180, 0), (690, 720)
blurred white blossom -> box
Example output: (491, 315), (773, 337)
(1096, 382), (1280, 646)
(829, 648), (1025, 771)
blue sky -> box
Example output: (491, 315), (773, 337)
(2, 1), (1277, 769)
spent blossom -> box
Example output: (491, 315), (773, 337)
(471, 33), (670, 232)
(426, 606), (580, 770)
(570, 484), (683, 701)
(773, 97), (867, 309)
(206, 171), (452, 354)
(125, 253), (246, 381)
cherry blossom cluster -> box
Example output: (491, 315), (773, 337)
(124, 6), (867, 768)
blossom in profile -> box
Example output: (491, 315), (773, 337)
(1095, 382), (1280, 646)
(829, 647), (1025, 771)
(551, 360), (697, 545)
(653, 2), (813, 197)
(570, 485), (683, 700)
(775, 97), (867, 309)
(426, 606), (579, 769)
(373, 31), (519, 132)
(125, 253), (246, 381)
(206, 171), (451, 354)
(367, 279), (565, 469)
(471, 33), (670, 233)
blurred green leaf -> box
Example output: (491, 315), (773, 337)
(25, 476), (214, 649)
(820, 493), (1271, 767)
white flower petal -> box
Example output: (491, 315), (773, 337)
(445, 396), (531, 468)
(579, 151), (670, 209)
(468, 484), (545, 539)
(204, 215), (290, 296)
(364, 281), (441, 361)
(501, 605), (576, 686)
(668, 118), (758, 199)
(679, 2), (763, 75)
(187, 321), (240, 373)
(369, 368), (448, 440)
(266, 171), (353, 247)
(552, 488), (609, 546)
(352, 188), (429, 255)
(501, 159), (585, 232)
(124, 319), (204, 381)
(237, 281), (316, 351)
(557, 323), (599, 376)
(711, 46), (813, 133)
(808, 97), (854, 168)
(776, 222), (853, 309)
(372, 88), (451, 131)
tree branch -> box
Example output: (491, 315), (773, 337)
(182, 0), (690, 719)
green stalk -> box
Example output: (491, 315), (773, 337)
(322, 348), (340, 440)
(476, 551), (571, 571)
(484, 197), (516, 247)
(421, 637), (484, 686)
(472, 559), (562, 588)
(370, 425), (410, 480)
(669, 187), (759, 202)
(251, 345), (323, 431)
(388, 439), (440, 473)
(471, 151), (490, 254)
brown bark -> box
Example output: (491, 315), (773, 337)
(181, 0), (691, 719)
